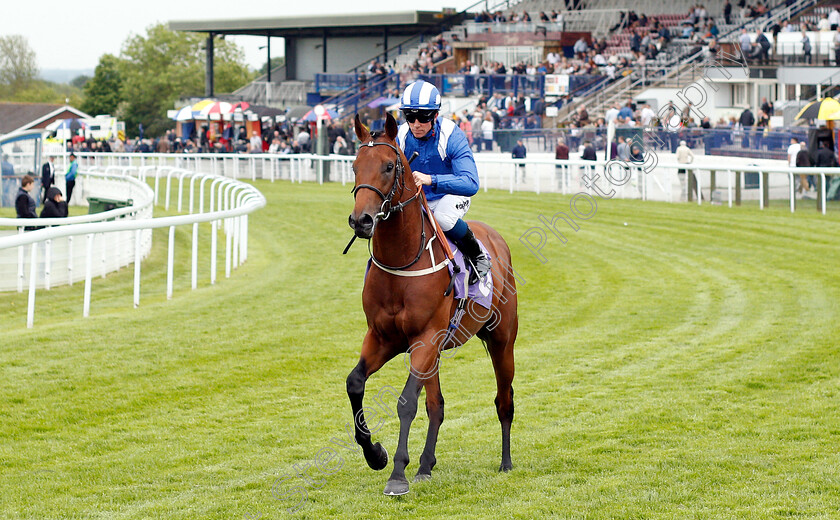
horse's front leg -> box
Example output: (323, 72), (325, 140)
(384, 336), (440, 495)
(346, 330), (396, 471)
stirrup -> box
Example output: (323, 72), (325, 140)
(468, 253), (491, 285)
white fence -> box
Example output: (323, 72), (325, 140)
(73, 151), (840, 213)
(1, 163), (265, 328)
(0, 171), (155, 292)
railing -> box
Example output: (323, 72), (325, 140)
(731, 0), (818, 35)
(0, 171), (155, 292)
(317, 73), (402, 118)
(472, 154), (840, 214)
(773, 38), (839, 65)
(418, 73), (547, 98)
(1, 162), (266, 328)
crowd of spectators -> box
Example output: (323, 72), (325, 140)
(403, 35), (457, 74)
(471, 0), (586, 24)
(60, 119), (360, 158)
(447, 92), (543, 152)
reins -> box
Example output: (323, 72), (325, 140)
(344, 140), (432, 271)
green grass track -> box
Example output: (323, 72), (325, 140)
(2, 181), (840, 519)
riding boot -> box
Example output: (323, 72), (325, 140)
(455, 226), (492, 285)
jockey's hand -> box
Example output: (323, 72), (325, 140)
(413, 171), (432, 188)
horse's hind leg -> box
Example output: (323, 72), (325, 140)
(483, 324), (517, 472)
(415, 373), (444, 482)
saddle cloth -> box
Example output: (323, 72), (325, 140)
(445, 236), (493, 310)
(363, 237), (493, 310)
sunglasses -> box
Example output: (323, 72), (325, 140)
(403, 110), (437, 124)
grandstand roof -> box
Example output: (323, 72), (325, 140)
(169, 11), (454, 38)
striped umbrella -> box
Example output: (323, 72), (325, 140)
(191, 99), (215, 116)
(197, 101), (233, 118)
(172, 106), (194, 121)
(795, 97), (840, 120)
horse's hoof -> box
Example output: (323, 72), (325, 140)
(366, 443), (388, 471)
(499, 462), (513, 472)
(413, 473), (432, 483)
(383, 479), (409, 496)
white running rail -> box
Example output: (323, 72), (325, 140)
(1, 165), (265, 328)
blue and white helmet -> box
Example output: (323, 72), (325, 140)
(400, 81), (441, 111)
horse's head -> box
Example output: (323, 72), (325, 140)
(349, 113), (408, 239)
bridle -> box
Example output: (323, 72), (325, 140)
(351, 139), (426, 271)
(352, 140), (421, 221)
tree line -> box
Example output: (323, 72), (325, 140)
(0, 24), (256, 138)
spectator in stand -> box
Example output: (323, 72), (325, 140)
(724, 0), (732, 25)
(605, 103), (620, 125)
(629, 142), (644, 162)
(618, 101), (634, 120)
(512, 139), (527, 182)
(641, 104), (656, 127)
(828, 6), (840, 30)
(16, 175), (38, 225)
(801, 31), (812, 64)
(818, 14), (831, 32)
(787, 137), (803, 190)
(616, 136), (629, 161)
(739, 107), (755, 147)
(576, 104), (590, 126)
(481, 112), (495, 152)
(297, 126), (311, 152)
(555, 137), (569, 188)
(470, 112), (483, 152)
(573, 37), (588, 59)
(40, 187), (68, 219)
(157, 134), (170, 153)
(630, 29), (642, 55)
(834, 27), (840, 65)
(757, 110), (769, 128)
(739, 28), (752, 57)
(760, 97), (774, 117)
(41, 155), (55, 203)
(333, 136), (350, 155)
(676, 140), (695, 196)
(753, 28), (771, 63)
(582, 140), (596, 161)
(65, 153), (78, 204)
(796, 140), (814, 194)
(815, 141), (838, 171)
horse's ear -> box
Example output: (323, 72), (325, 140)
(354, 114), (369, 142)
(385, 113), (398, 141)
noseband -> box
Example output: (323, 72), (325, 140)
(351, 140), (420, 221)
(351, 139), (427, 271)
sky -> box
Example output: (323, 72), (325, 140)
(1, 0), (477, 76)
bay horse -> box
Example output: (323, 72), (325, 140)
(345, 113), (519, 496)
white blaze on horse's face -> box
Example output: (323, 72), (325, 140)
(349, 145), (397, 239)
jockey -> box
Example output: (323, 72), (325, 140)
(396, 80), (491, 283)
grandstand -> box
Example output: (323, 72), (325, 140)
(162, 0), (839, 201)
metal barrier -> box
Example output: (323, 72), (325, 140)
(1, 164), (265, 328)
